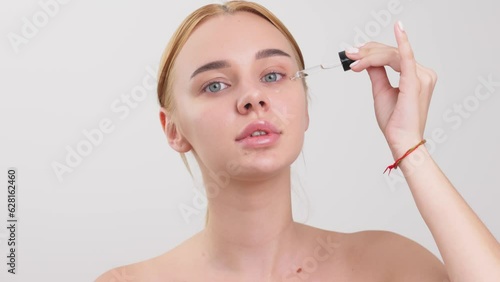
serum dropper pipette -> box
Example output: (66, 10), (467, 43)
(291, 51), (356, 80)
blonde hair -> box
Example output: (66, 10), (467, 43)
(157, 1), (307, 223)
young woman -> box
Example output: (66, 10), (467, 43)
(97, 1), (500, 281)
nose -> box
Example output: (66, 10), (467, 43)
(236, 88), (271, 115)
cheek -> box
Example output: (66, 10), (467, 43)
(271, 86), (308, 129)
(179, 101), (233, 148)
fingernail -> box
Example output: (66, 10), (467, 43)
(355, 42), (366, 48)
(397, 20), (405, 32)
(346, 47), (359, 54)
(349, 61), (359, 68)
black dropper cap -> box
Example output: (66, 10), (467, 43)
(338, 51), (356, 71)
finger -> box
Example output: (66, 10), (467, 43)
(366, 66), (393, 96)
(367, 66), (398, 131)
(416, 64), (438, 132)
(416, 63), (438, 94)
(349, 41), (396, 55)
(348, 47), (401, 73)
(394, 21), (418, 80)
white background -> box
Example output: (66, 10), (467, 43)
(1, 0), (499, 281)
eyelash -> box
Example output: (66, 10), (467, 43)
(202, 80), (230, 94)
(201, 71), (286, 94)
(261, 72), (285, 83)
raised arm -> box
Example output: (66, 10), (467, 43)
(345, 21), (500, 282)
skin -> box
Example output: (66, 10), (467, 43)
(96, 11), (500, 282)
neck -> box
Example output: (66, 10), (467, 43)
(200, 166), (301, 278)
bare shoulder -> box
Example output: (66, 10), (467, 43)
(95, 264), (141, 282)
(95, 256), (175, 282)
(95, 232), (203, 282)
(286, 224), (448, 281)
(349, 230), (449, 282)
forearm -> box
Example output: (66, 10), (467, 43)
(397, 146), (500, 281)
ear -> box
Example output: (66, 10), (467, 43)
(159, 108), (192, 153)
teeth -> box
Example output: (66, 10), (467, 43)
(250, 130), (267, 137)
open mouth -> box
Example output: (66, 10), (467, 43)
(249, 130), (269, 137)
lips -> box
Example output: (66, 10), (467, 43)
(235, 120), (281, 141)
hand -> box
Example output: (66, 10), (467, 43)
(345, 21), (437, 159)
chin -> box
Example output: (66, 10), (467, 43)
(198, 139), (303, 181)
(235, 151), (299, 180)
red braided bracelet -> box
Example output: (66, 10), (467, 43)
(384, 140), (426, 175)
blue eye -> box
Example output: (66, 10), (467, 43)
(203, 81), (229, 93)
(262, 72), (284, 83)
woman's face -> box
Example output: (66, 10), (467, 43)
(168, 11), (309, 180)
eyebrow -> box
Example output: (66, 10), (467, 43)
(190, 48), (292, 79)
(190, 61), (229, 79)
(255, 48), (291, 60)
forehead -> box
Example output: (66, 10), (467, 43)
(174, 11), (295, 73)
